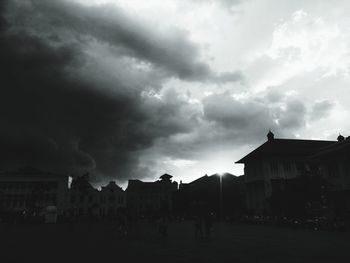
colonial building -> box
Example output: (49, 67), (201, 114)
(0, 167), (69, 215)
(235, 131), (336, 214)
(64, 175), (127, 219)
(126, 174), (178, 217)
(99, 181), (126, 217)
(65, 174), (100, 218)
(312, 135), (350, 217)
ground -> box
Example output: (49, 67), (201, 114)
(0, 220), (349, 263)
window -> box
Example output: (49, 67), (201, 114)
(296, 162), (307, 176)
(52, 194), (57, 205)
(270, 161), (278, 173)
(329, 164), (339, 178)
(283, 161), (292, 173)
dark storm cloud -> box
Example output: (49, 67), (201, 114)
(145, 94), (310, 169)
(7, 0), (242, 83)
(0, 23), (139, 179)
(309, 100), (334, 121)
(202, 94), (278, 142)
(277, 100), (306, 129)
(203, 94), (272, 128)
(144, 89), (310, 165)
(201, 93), (308, 145)
(0, 1), (198, 182)
(0, 0), (246, 184)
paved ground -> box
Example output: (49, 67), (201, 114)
(0, 221), (349, 263)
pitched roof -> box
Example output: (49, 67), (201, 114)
(311, 139), (350, 158)
(160, 173), (173, 180)
(236, 138), (335, 163)
(188, 173), (239, 186)
(101, 181), (124, 191)
(188, 174), (209, 185)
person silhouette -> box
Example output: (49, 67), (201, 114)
(194, 215), (203, 239)
(158, 217), (168, 237)
(204, 212), (213, 239)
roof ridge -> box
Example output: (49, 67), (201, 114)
(236, 138), (336, 163)
(272, 138), (335, 142)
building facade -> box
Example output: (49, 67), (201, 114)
(99, 181), (126, 217)
(236, 131), (337, 214)
(64, 174), (101, 218)
(174, 173), (245, 219)
(0, 167), (69, 215)
(64, 175), (126, 219)
(312, 136), (350, 217)
(126, 174), (178, 217)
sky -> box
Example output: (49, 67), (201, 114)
(1, 0), (350, 188)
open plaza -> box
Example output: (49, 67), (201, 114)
(0, 220), (349, 263)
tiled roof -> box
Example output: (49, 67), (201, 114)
(188, 173), (239, 186)
(311, 139), (350, 158)
(236, 138), (335, 163)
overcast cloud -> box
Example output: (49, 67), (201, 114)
(1, 0), (349, 186)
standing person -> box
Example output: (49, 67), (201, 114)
(158, 217), (168, 237)
(118, 213), (128, 237)
(194, 215), (203, 239)
(204, 212), (213, 239)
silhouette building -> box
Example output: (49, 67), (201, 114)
(126, 174), (178, 217)
(99, 181), (126, 217)
(235, 131), (340, 214)
(0, 167), (69, 215)
(311, 135), (350, 217)
(174, 173), (245, 219)
(65, 174), (101, 218)
(65, 175), (126, 219)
